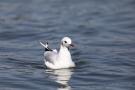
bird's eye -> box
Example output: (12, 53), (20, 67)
(64, 41), (67, 43)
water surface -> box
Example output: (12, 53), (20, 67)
(0, 0), (135, 90)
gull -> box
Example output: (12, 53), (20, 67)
(38, 37), (75, 69)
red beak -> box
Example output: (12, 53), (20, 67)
(70, 44), (74, 47)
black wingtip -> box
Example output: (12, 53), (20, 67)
(45, 48), (53, 51)
(45, 42), (52, 52)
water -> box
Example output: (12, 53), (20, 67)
(0, 0), (135, 90)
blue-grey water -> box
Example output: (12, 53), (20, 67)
(0, 0), (135, 90)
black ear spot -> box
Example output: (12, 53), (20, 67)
(64, 41), (67, 43)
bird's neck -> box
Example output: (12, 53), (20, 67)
(57, 45), (72, 62)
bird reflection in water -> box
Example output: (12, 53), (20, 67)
(45, 69), (73, 90)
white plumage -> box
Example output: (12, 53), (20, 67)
(38, 37), (75, 69)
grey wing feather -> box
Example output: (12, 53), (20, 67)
(44, 51), (58, 64)
(38, 41), (58, 64)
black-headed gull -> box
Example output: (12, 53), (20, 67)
(38, 37), (75, 69)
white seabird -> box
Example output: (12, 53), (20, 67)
(38, 37), (75, 69)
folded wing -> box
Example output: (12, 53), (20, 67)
(44, 51), (58, 64)
(38, 41), (58, 64)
